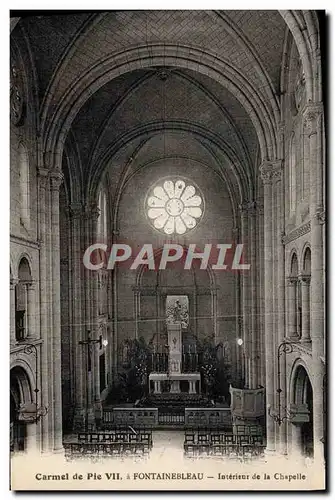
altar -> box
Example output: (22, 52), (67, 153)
(149, 321), (201, 394)
(149, 372), (201, 394)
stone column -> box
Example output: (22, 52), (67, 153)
(50, 171), (64, 452)
(26, 281), (36, 338)
(256, 204), (265, 387)
(260, 161), (275, 452)
(69, 204), (86, 430)
(82, 207), (93, 426)
(189, 380), (196, 394)
(25, 422), (37, 453)
(287, 278), (298, 340)
(232, 226), (243, 385)
(248, 202), (258, 388)
(239, 203), (251, 387)
(170, 380), (180, 394)
(273, 161), (287, 453)
(299, 274), (311, 343)
(37, 168), (50, 453)
(89, 204), (102, 422)
(10, 278), (18, 344)
(304, 104), (325, 463)
(291, 424), (303, 458)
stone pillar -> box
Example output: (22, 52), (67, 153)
(299, 275), (311, 343)
(260, 161), (275, 452)
(189, 380), (196, 394)
(89, 204), (102, 420)
(239, 203), (251, 386)
(26, 281), (36, 338)
(70, 204), (86, 430)
(249, 202), (258, 388)
(170, 380), (180, 394)
(25, 422), (37, 453)
(37, 168), (50, 453)
(287, 278), (298, 340)
(304, 104), (325, 463)
(10, 278), (18, 344)
(273, 161), (287, 454)
(50, 171), (64, 452)
(256, 204), (265, 388)
(291, 424), (303, 458)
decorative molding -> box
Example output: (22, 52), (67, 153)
(259, 160), (283, 185)
(10, 277), (19, 287)
(282, 221), (311, 245)
(10, 338), (43, 355)
(69, 202), (84, 219)
(10, 234), (40, 250)
(10, 63), (25, 126)
(303, 103), (323, 137)
(84, 203), (100, 221)
(294, 60), (306, 112)
(239, 201), (257, 214)
(50, 172), (64, 192)
(156, 68), (171, 81)
(298, 273), (311, 284)
(315, 207), (325, 225)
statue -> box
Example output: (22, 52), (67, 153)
(166, 296), (189, 329)
(122, 341), (129, 365)
(173, 300), (182, 322)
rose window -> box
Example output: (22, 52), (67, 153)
(147, 179), (203, 235)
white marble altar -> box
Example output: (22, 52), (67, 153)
(149, 321), (201, 394)
(149, 372), (201, 394)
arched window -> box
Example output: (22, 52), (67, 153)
(18, 143), (30, 228)
(300, 247), (312, 342)
(303, 247), (311, 275)
(288, 253), (300, 339)
(16, 257), (32, 341)
(98, 189), (108, 241)
(289, 134), (297, 214)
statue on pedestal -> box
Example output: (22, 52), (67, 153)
(166, 296), (189, 329)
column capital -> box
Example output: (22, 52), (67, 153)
(272, 161), (283, 183)
(69, 202), (84, 219)
(84, 203), (100, 221)
(232, 226), (239, 239)
(314, 206), (325, 225)
(287, 276), (298, 285)
(239, 200), (257, 214)
(259, 160), (283, 184)
(298, 274), (311, 284)
(303, 103), (323, 136)
(37, 168), (49, 189)
(10, 277), (19, 288)
(50, 171), (64, 192)
(37, 167), (49, 179)
(21, 279), (36, 290)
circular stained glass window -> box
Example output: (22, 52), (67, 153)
(146, 179), (203, 235)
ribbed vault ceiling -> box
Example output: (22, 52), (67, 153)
(15, 10), (289, 204)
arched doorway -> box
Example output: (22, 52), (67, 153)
(291, 364), (314, 458)
(10, 366), (33, 453)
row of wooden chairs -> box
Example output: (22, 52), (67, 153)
(184, 432), (264, 446)
(64, 441), (151, 460)
(78, 430), (152, 446)
(184, 425), (263, 435)
(183, 428), (264, 458)
(184, 442), (265, 458)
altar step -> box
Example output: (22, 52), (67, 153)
(138, 393), (214, 409)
